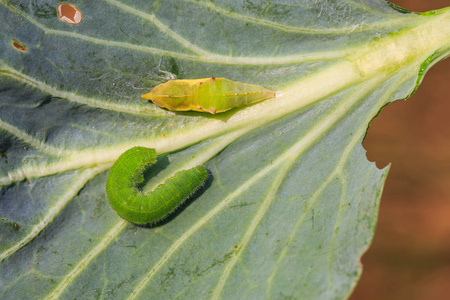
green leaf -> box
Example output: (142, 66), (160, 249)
(1, 0), (449, 299)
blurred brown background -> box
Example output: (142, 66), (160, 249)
(350, 1), (450, 299)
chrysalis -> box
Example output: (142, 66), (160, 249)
(106, 147), (207, 225)
(141, 77), (276, 114)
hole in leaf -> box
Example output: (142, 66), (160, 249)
(57, 4), (82, 24)
(12, 40), (27, 52)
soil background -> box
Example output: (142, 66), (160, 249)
(350, 1), (450, 299)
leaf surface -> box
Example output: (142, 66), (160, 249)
(0, 1), (449, 299)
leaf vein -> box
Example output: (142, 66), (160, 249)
(1, 1), (366, 66)
(0, 66), (160, 116)
(0, 165), (109, 262)
(0, 117), (73, 157)
(104, 0), (209, 55)
(266, 71), (412, 295)
(187, 0), (414, 34)
(45, 220), (127, 300)
(212, 162), (292, 299)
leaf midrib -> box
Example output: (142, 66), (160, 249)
(2, 10), (447, 186)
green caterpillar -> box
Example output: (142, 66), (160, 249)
(141, 77), (276, 114)
(106, 147), (207, 225)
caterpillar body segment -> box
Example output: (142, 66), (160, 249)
(106, 147), (208, 225)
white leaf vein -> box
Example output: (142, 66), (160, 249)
(0, 165), (110, 262)
(187, 0), (414, 34)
